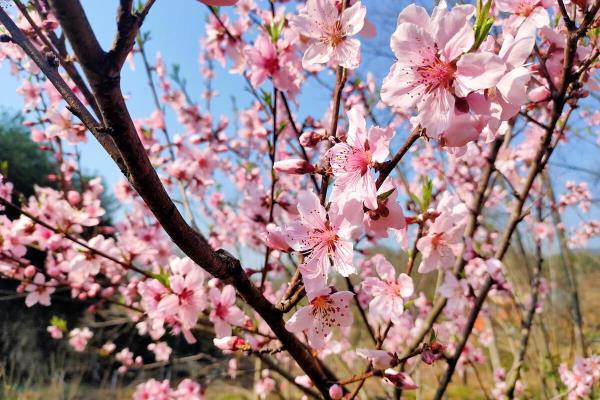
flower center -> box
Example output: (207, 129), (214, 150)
(263, 55), (280, 75)
(417, 57), (455, 93)
(431, 232), (446, 248)
(323, 20), (346, 48)
(516, 0), (539, 15)
(311, 295), (331, 309)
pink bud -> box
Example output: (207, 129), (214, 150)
(384, 369), (418, 390)
(24, 265), (37, 278)
(329, 384), (343, 399)
(528, 86), (550, 103)
(213, 336), (247, 351)
(299, 130), (323, 148)
(67, 190), (81, 205)
(421, 341), (445, 365)
(273, 159), (315, 175)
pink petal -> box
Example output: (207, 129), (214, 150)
(285, 306), (313, 333)
(302, 42), (333, 69)
(397, 273), (414, 298)
(497, 66), (531, 106)
(397, 4), (431, 32)
(416, 88), (455, 137)
(499, 21), (536, 68)
(368, 126), (394, 163)
(346, 107), (368, 148)
(432, 4), (475, 61)
(526, 7), (550, 28)
(455, 52), (506, 96)
(332, 38), (361, 70)
(341, 1), (366, 36)
(220, 285), (236, 306)
(373, 255), (396, 282)
(331, 240), (355, 277)
(296, 191), (326, 230)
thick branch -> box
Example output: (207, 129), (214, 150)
(41, 3), (335, 396)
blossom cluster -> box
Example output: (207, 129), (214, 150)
(0, 0), (598, 398)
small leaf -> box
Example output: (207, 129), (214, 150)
(50, 316), (68, 332)
(377, 188), (396, 201)
(0, 160), (8, 176)
(150, 269), (170, 288)
(421, 177), (433, 212)
(429, 329), (437, 344)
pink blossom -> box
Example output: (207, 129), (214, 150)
(437, 272), (469, 315)
(148, 342), (172, 362)
(255, 369), (276, 399)
(381, 2), (505, 136)
(16, 80), (40, 109)
(285, 287), (353, 348)
(133, 379), (172, 400)
(173, 379), (204, 400)
(497, 0), (551, 29)
(284, 190), (362, 294)
(364, 185), (407, 240)
(25, 273), (55, 307)
(361, 255), (413, 324)
(68, 327), (93, 352)
(327, 107), (394, 209)
(47, 325), (63, 339)
(559, 356), (600, 400)
(416, 193), (467, 273)
(156, 258), (208, 342)
(291, 0), (366, 69)
(101, 342), (116, 354)
(245, 34), (298, 93)
(208, 285), (246, 337)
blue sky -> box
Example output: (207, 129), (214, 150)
(0, 0), (598, 252)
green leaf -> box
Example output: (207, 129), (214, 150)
(472, 0), (494, 51)
(409, 192), (422, 211)
(429, 329), (437, 344)
(267, 17), (286, 43)
(50, 316), (68, 332)
(377, 188), (396, 201)
(150, 269), (170, 288)
(0, 160), (8, 176)
(262, 90), (272, 108)
(420, 177), (433, 212)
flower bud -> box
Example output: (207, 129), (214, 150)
(299, 130), (323, 148)
(274, 159), (315, 175)
(329, 384), (343, 399)
(421, 341), (445, 365)
(384, 369), (418, 390)
(528, 86), (550, 103)
(67, 190), (81, 205)
(213, 336), (247, 351)
(24, 265), (37, 278)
